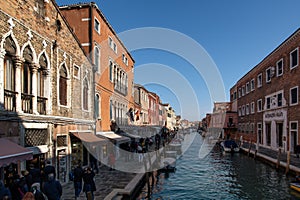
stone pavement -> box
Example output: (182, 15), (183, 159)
(61, 164), (137, 200)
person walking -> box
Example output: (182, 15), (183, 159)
(0, 180), (11, 200)
(82, 167), (96, 200)
(31, 183), (47, 200)
(43, 174), (62, 200)
(73, 162), (83, 199)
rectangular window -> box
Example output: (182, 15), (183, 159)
(266, 67), (272, 83)
(257, 73), (262, 88)
(290, 86), (298, 105)
(234, 91), (237, 100)
(266, 97), (271, 109)
(290, 48), (299, 69)
(246, 104), (249, 115)
(94, 18), (100, 33)
(238, 88), (241, 98)
(290, 121), (298, 153)
(257, 99), (262, 112)
(276, 59), (283, 76)
(277, 93), (283, 107)
(250, 79), (255, 91)
(242, 86), (245, 96)
(251, 102), (255, 114)
(246, 82), (250, 94)
(266, 123), (271, 146)
(257, 122), (263, 144)
(242, 105), (245, 116)
(238, 107), (241, 116)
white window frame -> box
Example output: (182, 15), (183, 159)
(290, 121), (298, 151)
(290, 47), (299, 70)
(257, 99), (262, 112)
(94, 45), (100, 73)
(246, 104), (249, 115)
(257, 122), (262, 144)
(276, 58), (283, 77)
(238, 88), (241, 98)
(251, 102), (255, 114)
(257, 73), (262, 88)
(290, 86), (298, 106)
(250, 79), (255, 91)
(94, 17), (100, 34)
(242, 105), (245, 116)
(266, 67), (272, 83)
(246, 82), (250, 94)
(242, 86), (245, 96)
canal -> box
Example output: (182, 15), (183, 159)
(138, 132), (300, 200)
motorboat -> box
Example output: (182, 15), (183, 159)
(220, 140), (240, 153)
(290, 182), (300, 193)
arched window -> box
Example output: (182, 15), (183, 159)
(83, 78), (88, 110)
(38, 53), (47, 97)
(59, 65), (68, 106)
(95, 94), (100, 119)
(22, 46), (33, 95)
(94, 46), (100, 72)
(4, 36), (17, 111)
(4, 36), (16, 91)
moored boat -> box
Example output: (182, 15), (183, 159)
(220, 140), (240, 153)
(290, 182), (300, 193)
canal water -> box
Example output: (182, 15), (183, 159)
(138, 132), (300, 200)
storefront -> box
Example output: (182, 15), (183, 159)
(263, 108), (287, 152)
(0, 138), (33, 186)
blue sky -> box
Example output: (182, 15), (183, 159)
(56, 0), (300, 121)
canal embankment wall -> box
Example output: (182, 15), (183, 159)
(240, 142), (300, 176)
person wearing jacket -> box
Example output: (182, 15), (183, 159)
(82, 167), (96, 200)
(43, 174), (62, 200)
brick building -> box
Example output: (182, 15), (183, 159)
(59, 2), (135, 132)
(0, 0), (99, 184)
(230, 28), (300, 153)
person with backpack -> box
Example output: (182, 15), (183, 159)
(82, 167), (96, 200)
(73, 161), (84, 199)
(43, 174), (62, 200)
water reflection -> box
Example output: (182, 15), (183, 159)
(138, 133), (300, 200)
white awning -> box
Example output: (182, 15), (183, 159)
(96, 131), (130, 144)
(27, 145), (49, 155)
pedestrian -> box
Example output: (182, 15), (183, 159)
(21, 170), (32, 191)
(73, 161), (84, 199)
(43, 160), (55, 180)
(82, 167), (96, 200)
(21, 192), (34, 200)
(31, 183), (47, 200)
(29, 164), (41, 185)
(0, 180), (11, 200)
(43, 174), (62, 200)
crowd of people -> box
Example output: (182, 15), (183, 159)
(0, 160), (62, 200)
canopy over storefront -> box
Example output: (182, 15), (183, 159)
(96, 131), (130, 144)
(0, 138), (33, 167)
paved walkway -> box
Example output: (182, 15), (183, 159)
(61, 164), (137, 200)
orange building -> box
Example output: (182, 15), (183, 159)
(59, 2), (135, 132)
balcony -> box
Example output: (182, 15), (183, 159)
(37, 96), (47, 115)
(22, 93), (33, 114)
(114, 82), (128, 96)
(4, 89), (17, 112)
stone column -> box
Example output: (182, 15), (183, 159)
(0, 49), (6, 109)
(31, 63), (39, 114)
(14, 56), (23, 113)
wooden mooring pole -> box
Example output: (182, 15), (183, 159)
(248, 140), (252, 157)
(286, 151), (290, 174)
(276, 148), (281, 169)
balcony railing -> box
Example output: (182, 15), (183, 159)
(4, 89), (17, 112)
(22, 93), (34, 114)
(114, 81), (128, 96)
(37, 96), (47, 115)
